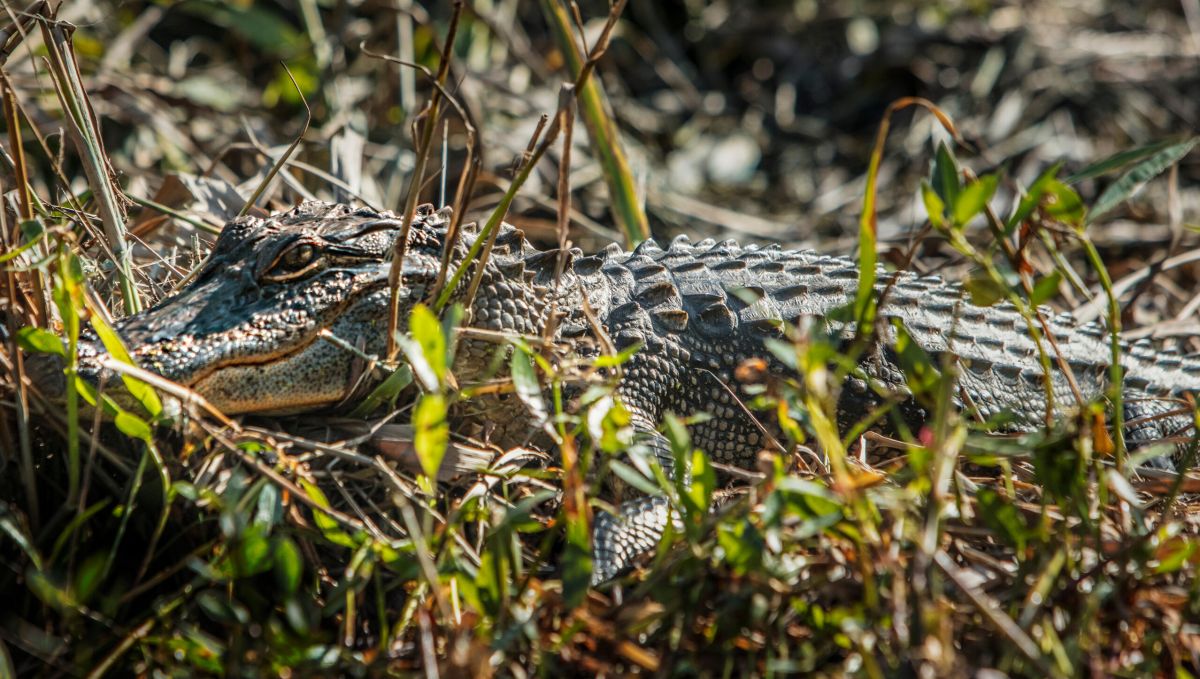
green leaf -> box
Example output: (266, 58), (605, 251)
(592, 342), (641, 369)
(89, 312), (163, 418)
(950, 174), (998, 227)
(1067, 138), (1182, 183)
(16, 327), (65, 356)
(663, 413), (691, 460)
(297, 480), (359, 549)
(921, 179), (945, 229)
(931, 141), (961, 206)
(441, 303), (464, 362)
(413, 393), (449, 481)
(1154, 538), (1197, 575)
(0, 631), (15, 678)
(232, 525), (273, 577)
(510, 349), (548, 425)
(762, 477), (841, 527)
(347, 364), (413, 418)
(683, 449), (716, 519)
(1005, 163), (1064, 234)
(0, 220), (47, 264)
(26, 569), (73, 610)
(113, 410), (153, 441)
(607, 459), (663, 497)
(976, 488), (1030, 554)
(891, 319), (942, 397)
(254, 484), (282, 529)
(404, 303), (447, 390)
(1030, 271), (1063, 307)
(1087, 137), (1199, 225)
(595, 398), (632, 454)
(476, 546), (508, 615)
(1042, 179), (1085, 227)
(964, 274), (1007, 307)
(0, 506), (43, 571)
(716, 520), (764, 575)
(560, 511), (591, 609)
(764, 338), (799, 371)
(178, 0), (303, 54)
(197, 589), (240, 624)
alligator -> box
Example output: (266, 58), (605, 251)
(31, 200), (1200, 583)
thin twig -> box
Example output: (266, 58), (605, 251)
(382, 1), (464, 361)
(238, 62), (311, 216)
(38, 14), (141, 313)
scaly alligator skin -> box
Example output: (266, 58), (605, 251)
(33, 201), (1200, 583)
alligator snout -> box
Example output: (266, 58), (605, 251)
(20, 201), (448, 418)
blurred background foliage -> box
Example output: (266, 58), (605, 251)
(7, 0), (1198, 254)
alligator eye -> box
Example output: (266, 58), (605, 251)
(264, 242), (322, 281)
(283, 243), (316, 270)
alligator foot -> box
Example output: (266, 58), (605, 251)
(1123, 392), (1195, 471)
(591, 494), (676, 585)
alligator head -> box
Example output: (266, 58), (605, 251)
(31, 201), (462, 415)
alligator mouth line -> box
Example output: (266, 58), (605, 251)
(177, 333), (324, 387)
(140, 280), (394, 392)
(178, 331), (368, 414)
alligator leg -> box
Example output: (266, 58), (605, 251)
(1123, 392), (1195, 471)
(590, 424), (682, 585)
(592, 494), (674, 584)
